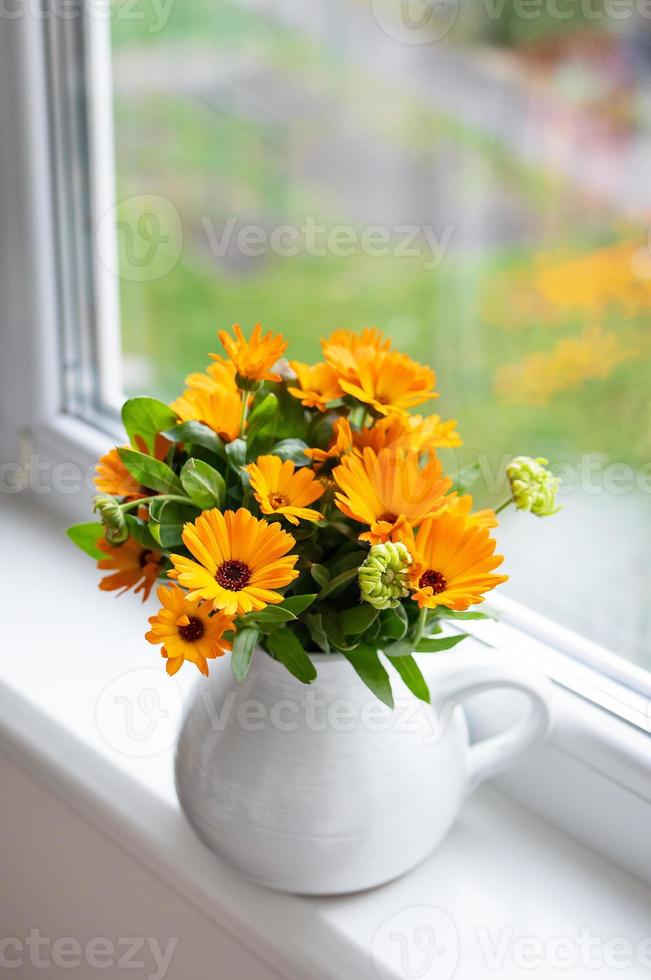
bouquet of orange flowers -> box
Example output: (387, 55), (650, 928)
(68, 325), (559, 706)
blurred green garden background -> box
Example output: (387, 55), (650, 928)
(110, 0), (651, 663)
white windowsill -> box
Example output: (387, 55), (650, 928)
(2, 493), (651, 979)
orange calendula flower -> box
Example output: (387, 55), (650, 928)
(247, 454), (324, 525)
(408, 511), (508, 611)
(443, 493), (498, 529)
(321, 328), (392, 381)
(333, 447), (451, 544)
(145, 584), (234, 677)
(170, 388), (243, 443)
(287, 361), (343, 411)
(305, 417), (354, 470)
(185, 360), (238, 395)
(169, 508), (299, 616)
(212, 323), (287, 386)
(94, 448), (143, 499)
(97, 537), (163, 601)
(327, 347), (438, 417)
(353, 414), (461, 455)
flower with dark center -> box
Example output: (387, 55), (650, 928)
(408, 512), (508, 612)
(170, 507), (299, 616)
(418, 569), (447, 595)
(216, 559), (251, 591)
(146, 584), (234, 677)
(246, 455), (324, 526)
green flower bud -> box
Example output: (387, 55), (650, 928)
(506, 456), (561, 517)
(93, 493), (129, 544)
(358, 541), (412, 610)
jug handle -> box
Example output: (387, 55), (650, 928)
(431, 653), (555, 795)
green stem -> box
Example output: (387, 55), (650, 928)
(239, 395), (250, 437)
(494, 496), (514, 515)
(413, 606), (428, 647)
(119, 493), (190, 513)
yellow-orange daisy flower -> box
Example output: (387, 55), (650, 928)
(170, 388), (243, 443)
(305, 417), (354, 470)
(353, 414), (461, 455)
(169, 508), (299, 616)
(145, 584), (234, 677)
(212, 323), (287, 386)
(321, 328), (391, 381)
(185, 360), (238, 395)
(94, 448), (143, 499)
(97, 537), (163, 601)
(444, 493), (498, 529)
(333, 447), (451, 544)
(287, 361), (343, 411)
(246, 454), (324, 525)
(337, 350), (438, 417)
(408, 512), (508, 611)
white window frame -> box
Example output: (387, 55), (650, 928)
(1, 4), (650, 885)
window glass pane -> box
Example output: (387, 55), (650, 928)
(109, 1), (651, 668)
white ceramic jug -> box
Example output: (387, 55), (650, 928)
(175, 648), (553, 894)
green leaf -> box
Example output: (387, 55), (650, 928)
(320, 612), (360, 652)
(339, 604), (380, 636)
(416, 633), (468, 653)
(232, 628), (259, 683)
(306, 612), (330, 654)
(268, 382), (310, 442)
(436, 609), (495, 621)
(225, 438), (247, 472)
(157, 500), (201, 548)
(180, 458), (226, 510)
(382, 639), (414, 658)
(390, 654), (430, 703)
(118, 448), (183, 495)
(147, 497), (166, 523)
(327, 550), (365, 580)
(239, 606), (297, 631)
(246, 392), (278, 447)
(380, 605), (409, 640)
(310, 564), (330, 588)
(281, 593), (317, 615)
(162, 421), (225, 458)
(270, 438), (310, 466)
(67, 522), (105, 559)
(124, 514), (159, 550)
(122, 397), (177, 455)
(307, 411), (339, 451)
(451, 460), (482, 496)
(266, 628), (317, 684)
(317, 566), (359, 601)
(343, 644), (394, 708)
